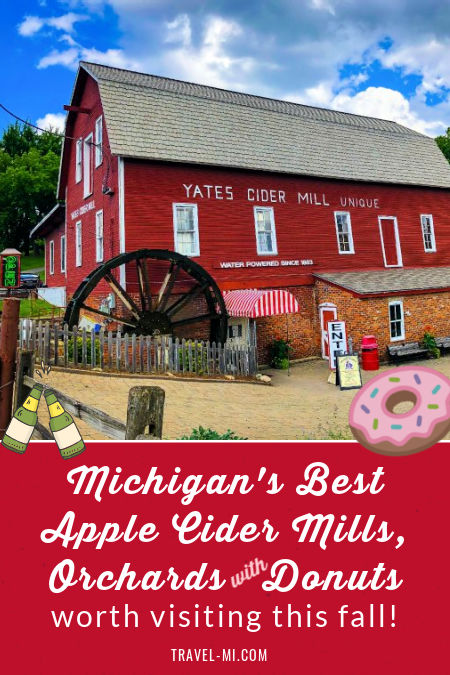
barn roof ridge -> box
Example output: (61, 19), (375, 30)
(79, 60), (423, 137)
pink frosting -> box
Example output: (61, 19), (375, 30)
(349, 366), (450, 447)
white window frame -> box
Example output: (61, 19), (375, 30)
(83, 133), (93, 198)
(378, 216), (403, 268)
(389, 300), (405, 342)
(95, 210), (104, 263)
(254, 206), (278, 256)
(49, 240), (54, 275)
(95, 116), (103, 167)
(75, 139), (82, 183)
(334, 211), (355, 254)
(60, 235), (66, 273)
(172, 203), (200, 257)
(420, 214), (436, 253)
(75, 220), (82, 267)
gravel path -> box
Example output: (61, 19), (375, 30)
(37, 356), (450, 440)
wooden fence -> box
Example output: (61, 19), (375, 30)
(19, 320), (258, 377)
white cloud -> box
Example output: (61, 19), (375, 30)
(18, 12), (88, 38)
(379, 38), (450, 94)
(18, 16), (44, 37)
(38, 45), (141, 71)
(165, 14), (191, 48)
(36, 112), (66, 133)
(290, 83), (446, 135)
(159, 15), (261, 90)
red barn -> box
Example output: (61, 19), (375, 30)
(32, 61), (450, 363)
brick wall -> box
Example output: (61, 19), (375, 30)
(315, 280), (450, 358)
(255, 285), (320, 363)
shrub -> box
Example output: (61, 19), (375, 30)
(422, 331), (440, 359)
(68, 336), (101, 365)
(269, 338), (292, 369)
(178, 341), (207, 374)
(178, 426), (247, 440)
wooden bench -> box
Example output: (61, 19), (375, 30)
(435, 337), (450, 351)
(387, 342), (428, 363)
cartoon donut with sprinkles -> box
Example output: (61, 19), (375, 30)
(349, 366), (450, 456)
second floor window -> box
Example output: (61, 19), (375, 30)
(60, 235), (66, 273)
(83, 134), (93, 198)
(75, 221), (82, 267)
(173, 203), (200, 257)
(254, 207), (277, 255)
(420, 214), (436, 252)
(334, 211), (355, 254)
(95, 116), (103, 167)
(75, 139), (82, 183)
(96, 210), (104, 262)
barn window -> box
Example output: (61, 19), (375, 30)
(96, 210), (104, 262)
(60, 235), (66, 273)
(83, 133), (93, 198)
(75, 221), (82, 267)
(334, 211), (355, 254)
(254, 207), (277, 255)
(420, 214), (436, 252)
(49, 240), (54, 275)
(389, 300), (405, 341)
(95, 116), (103, 167)
(75, 139), (82, 183)
(173, 203), (200, 257)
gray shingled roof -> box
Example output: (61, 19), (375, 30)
(314, 267), (450, 295)
(79, 61), (450, 188)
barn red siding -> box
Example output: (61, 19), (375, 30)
(123, 160), (450, 291)
(46, 222), (66, 287)
(63, 75), (120, 299)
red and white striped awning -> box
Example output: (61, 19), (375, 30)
(224, 289), (300, 318)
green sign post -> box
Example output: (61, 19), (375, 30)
(0, 249), (21, 291)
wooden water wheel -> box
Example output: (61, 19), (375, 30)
(64, 249), (228, 343)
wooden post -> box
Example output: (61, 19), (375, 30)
(14, 350), (34, 410)
(0, 297), (20, 434)
(125, 386), (165, 440)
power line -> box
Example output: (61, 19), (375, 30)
(0, 102), (76, 140)
(0, 102), (101, 147)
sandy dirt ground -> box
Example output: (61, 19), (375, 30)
(35, 355), (450, 441)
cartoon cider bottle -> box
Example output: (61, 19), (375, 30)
(1, 383), (44, 453)
(44, 389), (85, 459)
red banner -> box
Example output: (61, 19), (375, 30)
(0, 440), (447, 673)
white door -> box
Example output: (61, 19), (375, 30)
(319, 303), (337, 359)
(378, 216), (403, 267)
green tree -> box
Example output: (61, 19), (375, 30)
(436, 127), (450, 163)
(0, 122), (61, 254)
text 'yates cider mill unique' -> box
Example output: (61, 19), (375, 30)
(44, 389), (85, 459)
(1, 384), (43, 453)
(181, 184), (380, 208)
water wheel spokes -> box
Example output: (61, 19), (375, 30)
(64, 249), (228, 343)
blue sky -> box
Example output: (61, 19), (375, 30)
(2, 0), (450, 137)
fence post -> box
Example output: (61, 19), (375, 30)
(14, 350), (34, 410)
(0, 297), (20, 435)
(125, 385), (165, 440)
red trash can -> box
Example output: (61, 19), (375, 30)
(361, 335), (379, 371)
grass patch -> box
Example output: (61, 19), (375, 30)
(21, 254), (44, 271)
(178, 426), (247, 440)
(0, 297), (62, 318)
